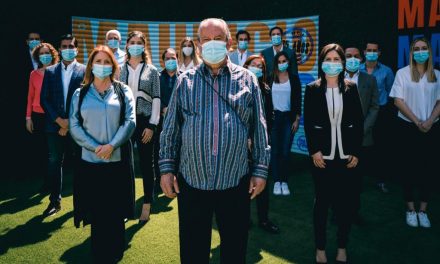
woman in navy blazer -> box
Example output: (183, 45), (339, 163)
(303, 44), (363, 264)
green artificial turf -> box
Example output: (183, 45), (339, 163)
(1, 154), (439, 263)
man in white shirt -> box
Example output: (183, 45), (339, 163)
(228, 30), (253, 66)
(105, 29), (126, 65)
(40, 34), (86, 217)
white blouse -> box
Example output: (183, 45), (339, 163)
(390, 66), (440, 123)
(179, 61), (195, 72)
(271, 80), (291, 112)
(324, 87), (348, 160)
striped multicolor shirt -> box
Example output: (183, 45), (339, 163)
(159, 61), (270, 190)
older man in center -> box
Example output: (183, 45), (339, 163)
(159, 18), (271, 264)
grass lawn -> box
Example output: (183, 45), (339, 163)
(1, 154), (439, 263)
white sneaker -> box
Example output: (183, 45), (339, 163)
(281, 182), (290, 195)
(406, 211), (418, 227)
(418, 212), (431, 228)
(273, 182), (282, 195)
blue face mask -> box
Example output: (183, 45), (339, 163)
(92, 64), (113, 79)
(345, 57), (360, 72)
(238, 41), (248, 50)
(29, 40), (40, 50)
(61, 49), (77, 61)
(248, 66), (263, 78)
(322, 62), (343, 77)
(107, 39), (120, 49)
(365, 52), (379, 61)
(278, 62), (289, 72)
(413, 50), (429, 64)
(271, 35), (282, 46)
(201, 40), (227, 65)
(128, 44), (144, 57)
(39, 54), (52, 65)
(165, 59), (178, 71)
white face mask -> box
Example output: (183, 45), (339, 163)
(182, 47), (193, 56)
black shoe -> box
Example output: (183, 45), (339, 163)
(43, 202), (61, 217)
(258, 220), (280, 234)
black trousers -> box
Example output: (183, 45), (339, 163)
(177, 175), (251, 264)
(256, 182), (269, 222)
(353, 146), (373, 215)
(397, 119), (439, 203)
(312, 157), (358, 250)
(81, 160), (126, 263)
(372, 103), (396, 183)
(133, 115), (155, 204)
(29, 112), (48, 183)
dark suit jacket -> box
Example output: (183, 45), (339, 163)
(303, 80), (364, 158)
(261, 46), (299, 81)
(40, 62), (86, 132)
(356, 72), (379, 146)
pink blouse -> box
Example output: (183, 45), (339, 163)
(26, 70), (45, 118)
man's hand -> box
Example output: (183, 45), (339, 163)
(161, 173), (179, 198)
(58, 127), (68, 136)
(56, 118), (69, 129)
(249, 176), (266, 199)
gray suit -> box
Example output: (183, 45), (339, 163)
(228, 50), (253, 66)
(355, 72), (379, 146)
(260, 46), (298, 80)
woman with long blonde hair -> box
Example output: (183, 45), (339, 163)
(178, 36), (200, 71)
(390, 37), (440, 229)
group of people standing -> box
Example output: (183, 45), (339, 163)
(23, 17), (439, 264)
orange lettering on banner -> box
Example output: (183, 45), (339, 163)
(275, 21), (287, 34)
(159, 24), (171, 67)
(429, 0), (440, 27)
(72, 19), (117, 64)
(228, 23), (238, 51)
(175, 24), (187, 50)
(128, 24), (152, 58)
(398, 0), (424, 29)
(245, 22), (270, 52)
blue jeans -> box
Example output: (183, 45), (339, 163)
(270, 111), (294, 183)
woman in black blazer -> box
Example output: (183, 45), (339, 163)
(303, 44), (364, 264)
(269, 51), (302, 196)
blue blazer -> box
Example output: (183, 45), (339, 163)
(40, 62), (86, 132)
(228, 50), (254, 66)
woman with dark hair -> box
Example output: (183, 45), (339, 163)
(304, 43), (364, 264)
(243, 54), (279, 234)
(120, 31), (161, 224)
(269, 51), (302, 196)
(390, 37), (440, 228)
(26, 43), (59, 190)
(69, 45), (136, 262)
